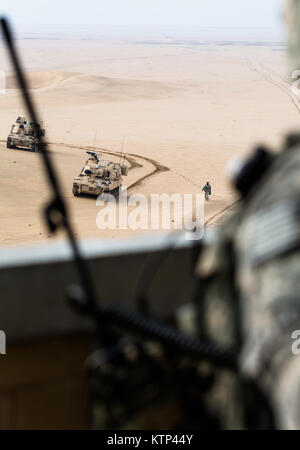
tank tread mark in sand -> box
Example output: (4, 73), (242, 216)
(72, 151), (129, 198)
(40, 141), (170, 191)
(6, 116), (45, 152)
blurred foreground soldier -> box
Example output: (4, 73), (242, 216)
(196, 0), (300, 429)
(202, 181), (212, 201)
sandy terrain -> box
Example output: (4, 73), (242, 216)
(0, 28), (299, 246)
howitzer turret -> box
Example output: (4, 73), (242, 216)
(6, 116), (45, 152)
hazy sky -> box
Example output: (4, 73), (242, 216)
(0, 0), (283, 28)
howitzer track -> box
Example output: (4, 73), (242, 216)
(47, 141), (170, 193)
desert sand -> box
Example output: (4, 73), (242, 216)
(0, 26), (299, 246)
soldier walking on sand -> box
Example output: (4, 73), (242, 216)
(202, 181), (212, 201)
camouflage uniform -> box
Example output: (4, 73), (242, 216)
(235, 136), (300, 429)
(202, 183), (212, 201)
(195, 134), (300, 429)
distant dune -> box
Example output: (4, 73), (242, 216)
(6, 71), (182, 102)
(6, 71), (75, 89)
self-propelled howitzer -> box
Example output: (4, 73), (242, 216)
(73, 151), (128, 197)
